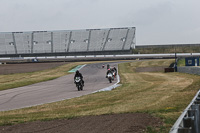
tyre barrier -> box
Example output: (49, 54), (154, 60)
(170, 90), (200, 133)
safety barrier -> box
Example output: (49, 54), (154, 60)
(178, 66), (200, 76)
(170, 90), (200, 133)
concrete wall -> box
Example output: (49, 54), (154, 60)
(178, 66), (200, 75)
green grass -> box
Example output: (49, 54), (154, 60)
(1, 59), (200, 132)
(177, 59), (185, 66)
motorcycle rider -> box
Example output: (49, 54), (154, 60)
(107, 64), (110, 69)
(113, 67), (117, 75)
(102, 64), (105, 68)
(74, 70), (84, 86)
(106, 68), (113, 78)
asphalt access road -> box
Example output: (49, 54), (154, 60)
(0, 62), (118, 111)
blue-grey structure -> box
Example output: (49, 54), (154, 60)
(185, 57), (199, 66)
(0, 27), (135, 57)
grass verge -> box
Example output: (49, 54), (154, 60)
(177, 58), (185, 66)
(1, 59), (200, 132)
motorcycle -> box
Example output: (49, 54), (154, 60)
(75, 77), (83, 91)
(112, 70), (116, 78)
(107, 73), (114, 83)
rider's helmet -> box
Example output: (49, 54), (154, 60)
(76, 70), (79, 74)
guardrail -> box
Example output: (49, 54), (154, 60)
(170, 90), (200, 133)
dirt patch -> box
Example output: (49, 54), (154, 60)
(135, 66), (167, 72)
(0, 62), (68, 75)
(0, 113), (162, 133)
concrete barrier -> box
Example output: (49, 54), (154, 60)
(178, 66), (200, 75)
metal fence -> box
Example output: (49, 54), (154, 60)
(0, 27), (136, 55)
(170, 66), (200, 133)
(170, 87), (200, 133)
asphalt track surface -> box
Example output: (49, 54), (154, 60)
(0, 62), (118, 111)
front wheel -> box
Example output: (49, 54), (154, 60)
(80, 85), (83, 90)
(109, 78), (112, 83)
(77, 84), (83, 91)
(77, 85), (80, 91)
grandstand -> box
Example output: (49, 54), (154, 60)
(0, 27), (135, 57)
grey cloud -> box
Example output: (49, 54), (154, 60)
(0, 0), (199, 44)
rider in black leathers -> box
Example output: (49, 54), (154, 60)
(106, 68), (113, 78)
(113, 67), (117, 75)
(106, 68), (112, 75)
(74, 70), (84, 86)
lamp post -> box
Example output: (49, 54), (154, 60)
(174, 47), (177, 72)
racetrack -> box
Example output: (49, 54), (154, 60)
(0, 62), (118, 111)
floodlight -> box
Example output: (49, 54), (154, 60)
(121, 37), (126, 42)
(33, 41), (38, 45)
(107, 38), (112, 42)
(70, 40), (75, 43)
(9, 42), (14, 45)
(46, 40), (52, 44)
(84, 39), (89, 43)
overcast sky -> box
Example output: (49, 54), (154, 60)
(0, 0), (200, 45)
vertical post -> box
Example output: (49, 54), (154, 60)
(65, 33), (67, 52)
(174, 47), (177, 72)
(12, 32), (17, 54)
(191, 105), (200, 133)
(131, 27), (136, 49)
(102, 29), (111, 51)
(27, 34), (30, 53)
(87, 30), (91, 52)
(122, 28), (129, 50)
(67, 31), (72, 52)
(51, 32), (53, 53)
(31, 32), (34, 53)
